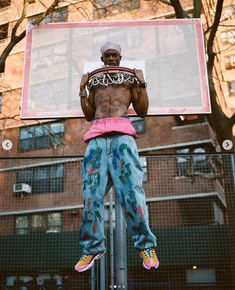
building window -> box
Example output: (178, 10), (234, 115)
(221, 5), (235, 21)
(130, 117), (145, 133)
(175, 115), (205, 126)
(140, 156), (148, 182)
(179, 198), (214, 225)
(15, 216), (28, 235)
(225, 54), (235, 69)
(16, 212), (62, 234)
(42, 8), (68, 23)
(20, 122), (64, 152)
(186, 268), (216, 285)
(104, 207), (115, 229)
(94, 0), (140, 18)
(17, 164), (64, 193)
(213, 201), (224, 225)
(0, 0), (11, 10)
(0, 23), (8, 42)
(221, 30), (235, 44)
(176, 148), (219, 178)
(29, 8), (68, 24)
(228, 81), (235, 96)
(47, 212), (62, 233)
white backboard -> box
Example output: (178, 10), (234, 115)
(21, 19), (211, 119)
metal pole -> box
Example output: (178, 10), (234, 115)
(223, 153), (235, 289)
(99, 254), (106, 290)
(91, 265), (95, 290)
(109, 189), (115, 290)
(114, 190), (127, 289)
(231, 154), (235, 184)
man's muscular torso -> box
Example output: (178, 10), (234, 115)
(91, 81), (134, 119)
(80, 62), (148, 121)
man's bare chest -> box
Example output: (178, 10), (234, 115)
(94, 85), (132, 101)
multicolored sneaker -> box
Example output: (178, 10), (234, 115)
(140, 248), (159, 270)
(74, 251), (105, 272)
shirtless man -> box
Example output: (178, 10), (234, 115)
(75, 42), (159, 272)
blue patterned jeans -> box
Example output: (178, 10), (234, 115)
(79, 134), (157, 254)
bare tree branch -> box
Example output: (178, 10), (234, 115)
(169, 0), (190, 18)
(205, 0), (235, 144)
(193, 0), (202, 18)
(216, 43), (234, 54)
(0, 30), (26, 73)
(11, 0), (28, 39)
(207, 0), (224, 73)
(31, 0), (60, 25)
(160, 0), (234, 142)
(219, 24), (235, 28)
(0, 0), (61, 73)
(205, 22), (235, 34)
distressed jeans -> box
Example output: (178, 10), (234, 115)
(79, 134), (157, 254)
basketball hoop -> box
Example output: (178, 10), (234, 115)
(87, 66), (137, 90)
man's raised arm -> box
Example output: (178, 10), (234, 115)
(79, 73), (96, 121)
(131, 69), (149, 118)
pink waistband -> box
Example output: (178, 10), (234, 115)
(83, 117), (137, 142)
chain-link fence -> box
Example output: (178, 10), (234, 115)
(0, 153), (234, 290)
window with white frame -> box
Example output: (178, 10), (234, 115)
(221, 30), (235, 44)
(213, 201), (225, 225)
(176, 148), (190, 177)
(225, 54), (235, 69)
(29, 8), (68, 25)
(176, 148), (218, 178)
(17, 164), (64, 193)
(15, 216), (29, 235)
(228, 81), (235, 96)
(104, 207), (115, 229)
(20, 122), (64, 152)
(0, 23), (8, 43)
(221, 5), (235, 21)
(94, 0), (140, 18)
(140, 156), (148, 182)
(130, 117), (145, 133)
(43, 8), (68, 23)
(0, 0), (11, 10)
(15, 212), (62, 234)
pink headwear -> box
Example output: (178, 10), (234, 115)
(100, 42), (121, 55)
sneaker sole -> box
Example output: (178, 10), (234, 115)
(75, 251), (106, 273)
(143, 261), (160, 270)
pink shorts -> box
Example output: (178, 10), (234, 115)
(83, 117), (137, 142)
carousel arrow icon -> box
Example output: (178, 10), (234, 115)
(222, 140), (233, 151)
(2, 139), (13, 150)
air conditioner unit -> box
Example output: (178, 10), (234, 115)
(13, 183), (32, 194)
